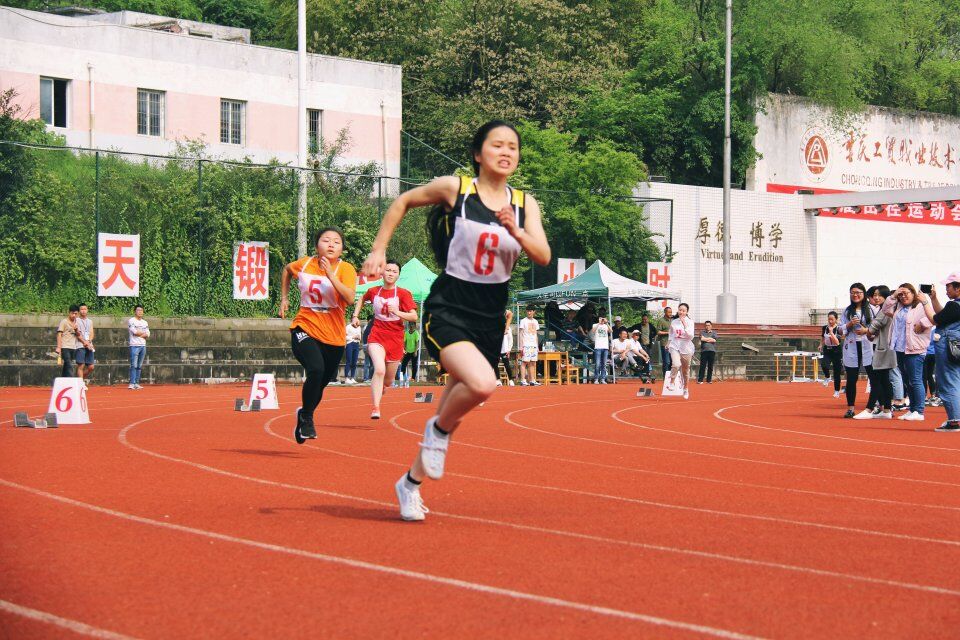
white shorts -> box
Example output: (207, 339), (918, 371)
(521, 345), (539, 362)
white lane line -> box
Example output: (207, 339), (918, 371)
(0, 598), (139, 640)
(0, 478), (763, 640)
(502, 400), (958, 487)
(612, 400), (960, 467)
(387, 420), (960, 548)
(114, 410), (960, 598)
(712, 401), (960, 453)
(376, 409), (960, 513)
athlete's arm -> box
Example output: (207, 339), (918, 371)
(495, 194), (551, 266)
(279, 262), (294, 319)
(363, 176), (460, 278)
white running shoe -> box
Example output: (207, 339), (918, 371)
(128, 384), (136, 390)
(833, 390), (840, 399)
(683, 388), (689, 399)
(852, 409), (875, 420)
(371, 410), (381, 420)
(520, 380), (529, 386)
(873, 410), (892, 419)
(394, 475), (428, 521)
(507, 380), (515, 386)
(821, 379), (830, 387)
(901, 411), (925, 421)
(419, 415), (450, 480)
(496, 381), (503, 387)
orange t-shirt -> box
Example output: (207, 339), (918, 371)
(288, 256), (357, 346)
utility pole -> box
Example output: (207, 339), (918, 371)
(296, 0), (308, 257)
(717, 0), (737, 323)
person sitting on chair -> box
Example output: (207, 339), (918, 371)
(611, 328), (637, 376)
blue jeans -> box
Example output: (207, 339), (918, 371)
(344, 342), (360, 379)
(890, 365), (904, 400)
(934, 323), (960, 422)
(129, 345), (146, 385)
(362, 346), (373, 381)
(593, 348), (609, 381)
(660, 344), (671, 376)
(897, 351), (925, 415)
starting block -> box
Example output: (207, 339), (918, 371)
(636, 387), (655, 398)
(13, 412), (58, 429)
(234, 398), (261, 412)
(413, 392), (434, 403)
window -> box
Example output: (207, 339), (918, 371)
(137, 89), (165, 137)
(308, 108), (323, 153)
(220, 99), (245, 145)
(40, 77), (69, 128)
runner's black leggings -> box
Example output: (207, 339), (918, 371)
(500, 353), (514, 379)
(924, 353), (937, 396)
(822, 347), (842, 392)
(867, 367), (893, 410)
(290, 328), (344, 418)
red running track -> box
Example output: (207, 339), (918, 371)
(0, 381), (958, 638)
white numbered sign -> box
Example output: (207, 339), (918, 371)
(249, 373), (278, 410)
(47, 377), (91, 424)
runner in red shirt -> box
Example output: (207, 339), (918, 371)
(352, 260), (417, 419)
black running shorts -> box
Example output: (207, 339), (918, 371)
(422, 310), (502, 371)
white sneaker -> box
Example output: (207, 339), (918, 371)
(507, 380), (514, 386)
(833, 391), (840, 399)
(394, 475), (428, 521)
(683, 388), (689, 399)
(873, 411), (892, 419)
(821, 379), (830, 387)
(496, 381), (503, 387)
(128, 384), (136, 390)
(531, 381), (541, 386)
(419, 415), (449, 480)
(901, 411), (925, 422)
(520, 380), (529, 386)
(852, 409), (875, 420)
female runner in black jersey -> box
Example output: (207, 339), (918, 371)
(362, 121), (551, 521)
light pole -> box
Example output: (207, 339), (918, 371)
(296, 0), (308, 257)
(716, 0), (737, 323)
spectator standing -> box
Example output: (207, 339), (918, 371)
(128, 304), (150, 390)
(519, 306), (541, 386)
(886, 284), (933, 422)
(344, 317), (362, 384)
(590, 316), (611, 383)
(498, 309), (515, 386)
(697, 320), (718, 384)
(668, 303), (695, 399)
(924, 330), (940, 407)
(923, 273), (960, 432)
(655, 307), (674, 377)
(841, 283), (873, 418)
(857, 286), (895, 420)
(74, 303), (95, 387)
(361, 319), (374, 382)
(397, 322), (421, 388)
(820, 312), (843, 397)
(55, 305), (80, 378)
(611, 316), (627, 339)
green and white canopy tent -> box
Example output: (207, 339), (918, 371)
(355, 258), (438, 381)
(515, 260), (682, 381)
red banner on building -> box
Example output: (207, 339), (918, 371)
(819, 201), (960, 227)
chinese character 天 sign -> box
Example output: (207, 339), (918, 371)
(233, 241), (270, 300)
(97, 233), (140, 297)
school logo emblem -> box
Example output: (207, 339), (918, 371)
(800, 129), (831, 183)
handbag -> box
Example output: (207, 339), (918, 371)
(948, 336), (960, 365)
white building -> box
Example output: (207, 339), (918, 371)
(0, 5), (402, 175)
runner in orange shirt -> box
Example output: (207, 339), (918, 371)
(280, 227), (357, 443)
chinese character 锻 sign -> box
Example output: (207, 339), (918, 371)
(233, 241), (270, 300)
(98, 233), (140, 297)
